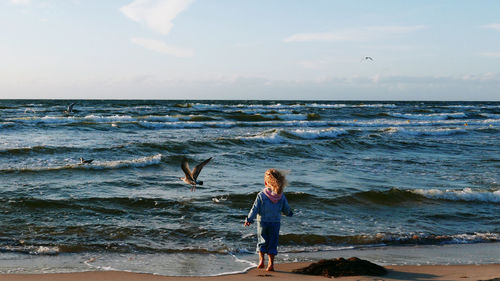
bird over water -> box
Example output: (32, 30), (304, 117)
(180, 157), (212, 191)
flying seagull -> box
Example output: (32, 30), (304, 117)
(80, 157), (93, 164)
(361, 56), (374, 62)
(180, 157), (212, 191)
(64, 103), (76, 114)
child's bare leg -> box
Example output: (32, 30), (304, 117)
(266, 254), (275, 271)
(257, 251), (265, 269)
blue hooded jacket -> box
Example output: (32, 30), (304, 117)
(246, 191), (293, 223)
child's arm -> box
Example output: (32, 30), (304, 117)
(244, 194), (261, 226)
(281, 195), (293, 217)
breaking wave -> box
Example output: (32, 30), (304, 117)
(412, 188), (500, 203)
(237, 128), (347, 143)
(389, 112), (467, 120)
(382, 127), (467, 136)
(0, 154), (163, 173)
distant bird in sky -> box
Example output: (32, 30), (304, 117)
(80, 157), (93, 164)
(64, 103), (76, 114)
(180, 157), (212, 191)
(361, 56), (374, 62)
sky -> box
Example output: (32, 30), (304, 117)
(1, 0), (499, 100)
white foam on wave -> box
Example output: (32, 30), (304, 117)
(3, 154), (164, 173)
(231, 108), (295, 115)
(209, 254), (257, 277)
(288, 128), (346, 139)
(0, 245), (60, 255)
(138, 121), (234, 129)
(139, 121), (204, 129)
(39, 116), (77, 124)
(412, 188), (500, 203)
(0, 122), (15, 128)
(245, 120), (330, 128)
(11, 115), (138, 124)
(257, 113), (308, 121)
(92, 154), (163, 169)
(238, 130), (284, 144)
(141, 115), (180, 122)
(480, 113), (500, 119)
(238, 128), (346, 143)
(371, 231), (500, 245)
(83, 115), (136, 122)
(307, 103), (397, 108)
(445, 232), (500, 244)
(354, 103), (397, 108)
(202, 102), (397, 110)
(384, 127), (467, 136)
(190, 103), (223, 110)
(389, 112), (466, 120)
(277, 114), (308, 121)
(349, 118), (499, 128)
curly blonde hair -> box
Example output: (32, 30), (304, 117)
(264, 168), (288, 194)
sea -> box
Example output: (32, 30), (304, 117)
(0, 100), (499, 276)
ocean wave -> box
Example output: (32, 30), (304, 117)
(138, 121), (234, 129)
(89, 154), (163, 169)
(285, 128), (347, 139)
(480, 113), (500, 119)
(237, 129), (284, 144)
(412, 188), (500, 203)
(243, 120), (330, 128)
(347, 188), (500, 205)
(140, 115), (180, 122)
(279, 231), (500, 248)
(83, 114), (137, 122)
(383, 127), (467, 136)
(0, 245), (60, 255)
(5, 232), (498, 257)
(6, 112), (498, 132)
(0, 122), (16, 128)
(0, 154), (163, 173)
(8, 115), (137, 125)
(237, 128), (346, 143)
(187, 102), (397, 111)
(2, 230), (499, 257)
(389, 112), (467, 120)
(138, 121), (205, 129)
(0, 145), (71, 156)
(273, 114), (308, 121)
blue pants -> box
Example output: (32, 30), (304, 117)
(257, 221), (280, 255)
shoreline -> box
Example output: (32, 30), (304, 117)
(2, 243), (500, 276)
(1, 263), (500, 281)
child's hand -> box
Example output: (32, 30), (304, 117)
(244, 220), (252, 227)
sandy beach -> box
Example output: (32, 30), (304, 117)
(1, 263), (499, 281)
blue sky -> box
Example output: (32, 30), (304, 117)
(1, 0), (499, 100)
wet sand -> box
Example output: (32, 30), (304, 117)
(1, 262), (499, 281)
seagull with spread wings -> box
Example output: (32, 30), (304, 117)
(64, 103), (76, 114)
(180, 157), (212, 191)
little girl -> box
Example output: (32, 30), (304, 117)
(244, 168), (293, 271)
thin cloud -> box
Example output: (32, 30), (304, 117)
(482, 23), (500, 31)
(284, 25), (427, 42)
(121, 0), (193, 35)
(10, 0), (30, 5)
(131, 37), (194, 57)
